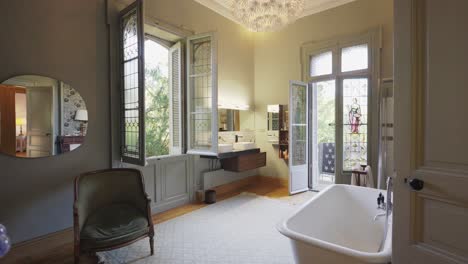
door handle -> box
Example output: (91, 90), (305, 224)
(405, 178), (424, 191)
(328, 123), (336, 127)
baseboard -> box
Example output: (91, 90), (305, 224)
(257, 175), (288, 187)
(2, 227), (73, 264)
(202, 169), (257, 190)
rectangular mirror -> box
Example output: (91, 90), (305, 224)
(218, 108), (254, 131)
(267, 104), (280, 131)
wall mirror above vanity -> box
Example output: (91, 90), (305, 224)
(267, 104), (289, 159)
(218, 109), (240, 131)
(0, 75), (88, 158)
(217, 108), (254, 132)
(217, 106), (257, 154)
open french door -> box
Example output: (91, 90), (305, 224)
(289, 81), (309, 194)
(289, 79), (338, 195)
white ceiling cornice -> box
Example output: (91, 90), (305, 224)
(194, 0), (237, 21)
(193, 0), (357, 26)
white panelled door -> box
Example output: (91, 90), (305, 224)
(26, 86), (53, 157)
(289, 81), (309, 194)
(394, 0), (468, 263)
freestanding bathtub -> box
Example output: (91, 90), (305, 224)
(278, 184), (392, 264)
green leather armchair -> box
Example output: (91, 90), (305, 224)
(73, 168), (154, 263)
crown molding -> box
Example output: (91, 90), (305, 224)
(301, 0), (356, 17)
(193, 0), (357, 27)
(194, 0), (237, 22)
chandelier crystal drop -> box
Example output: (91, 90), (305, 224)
(233, 0), (305, 32)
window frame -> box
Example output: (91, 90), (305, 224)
(186, 32), (218, 156)
(119, 4), (195, 165)
(142, 36), (178, 159)
(119, 0), (146, 166)
(301, 28), (381, 182)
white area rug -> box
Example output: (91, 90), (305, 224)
(99, 192), (307, 264)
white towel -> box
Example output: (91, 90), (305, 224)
(364, 165), (375, 188)
(351, 165), (375, 188)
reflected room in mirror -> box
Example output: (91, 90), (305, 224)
(0, 75), (87, 158)
(267, 104), (288, 152)
(218, 109), (240, 131)
(217, 108), (254, 132)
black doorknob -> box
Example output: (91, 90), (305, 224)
(407, 178), (424, 191)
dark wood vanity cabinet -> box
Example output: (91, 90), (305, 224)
(221, 152), (266, 172)
(57, 136), (84, 153)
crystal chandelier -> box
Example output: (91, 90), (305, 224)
(233, 0), (305, 32)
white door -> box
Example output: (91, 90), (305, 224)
(289, 81), (309, 194)
(310, 80), (337, 191)
(26, 87), (53, 157)
(394, 0), (468, 263)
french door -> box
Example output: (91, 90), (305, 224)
(289, 81), (309, 194)
(310, 80), (337, 191)
(290, 77), (370, 193)
(289, 33), (377, 194)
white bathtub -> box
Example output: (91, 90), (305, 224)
(278, 184), (392, 264)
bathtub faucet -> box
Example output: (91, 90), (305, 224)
(374, 177), (393, 221)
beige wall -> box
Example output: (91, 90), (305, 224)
(253, 0), (394, 178)
(145, 0), (256, 108)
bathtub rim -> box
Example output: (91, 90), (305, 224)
(277, 184), (392, 263)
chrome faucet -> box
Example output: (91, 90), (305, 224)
(373, 177), (393, 221)
(375, 177), (393, 252)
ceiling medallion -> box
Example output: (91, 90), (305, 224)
(233, 0), (305, 32)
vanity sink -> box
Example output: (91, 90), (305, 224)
(233, 142), (256, 150)
(218, 144), (233, 153)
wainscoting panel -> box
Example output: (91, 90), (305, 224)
(124, 155), (193, 213)
(125, 155), (259, 214)
(155, 155), (193, 213)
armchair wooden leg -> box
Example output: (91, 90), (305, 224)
(149, 235), (154, 256)
(74, 245), (80, 264)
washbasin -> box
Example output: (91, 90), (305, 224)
(233, 142), (256, 150)
(218, 144), (233, 153)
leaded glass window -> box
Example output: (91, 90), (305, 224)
(187, 34), (217, 154)
(120, 1), (145, 165)
(343, 78), (368, 170)
(341, 44), (368, 72)
(310, 51), (332, 77)
(290, 83), (308, 166)
(304, 37), (373, 177)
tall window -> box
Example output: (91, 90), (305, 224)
(120, 1), (185, 164)
(120, 1), (145, 165)
(304, 31), (377, 172)
(144, 39), (170, 157)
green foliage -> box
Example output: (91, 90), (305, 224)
(316, 83), (335, 143)
(145, 67), (170, 157)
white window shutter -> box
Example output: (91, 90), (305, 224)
(169, 42), (183, 155)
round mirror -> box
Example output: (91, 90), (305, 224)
(0, 75), (87, 158)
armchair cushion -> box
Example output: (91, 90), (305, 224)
(80, 203), (149, 250)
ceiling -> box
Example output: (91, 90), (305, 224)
(193, 0), (357, 25)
